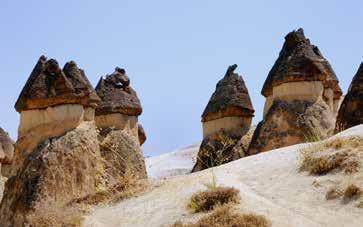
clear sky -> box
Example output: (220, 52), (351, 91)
(0, 0), (362, 156)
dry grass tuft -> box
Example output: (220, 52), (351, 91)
(325, 187), (343, 200)
(299, 136), (363, 175)
(343, 184), (362, 200)
(171, 206), (270, 227)
(188, 187), (240, 213)
(70, 176), (148, 205)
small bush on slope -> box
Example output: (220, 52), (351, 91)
(343, 184), (362, 200)
(171, 206), (270, 227)
(188, 187), (240, 213)
(299, 136), (363, 175)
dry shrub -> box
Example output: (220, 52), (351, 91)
(343, 184), (362, 200)
(70, 173), (148, 205)
(325, 187), (342, 200)
(188, 187), (240, 213)
(27, 201), (88, 227)
(171, 206), (270, 227)
(197, 132), (240, 169)
(299, 136), (363, 175)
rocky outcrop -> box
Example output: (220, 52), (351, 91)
(6, 56), (101, 177)
(0, 122), (105, 226)
(0, 127), (14, 165)
(98, 128), (147, 187)
(95, 68), (142, 140)
(95, 67), (147, 182)
(0, 127), (14, 201)
(193, 65), (254, 172)
(335, 63), (363, 132)
(138, 123), (147, 146)
(248, 28), (341, 155)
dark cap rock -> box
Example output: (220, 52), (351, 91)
(261, 28), (341, 98)
(15, 56), (100, 112)
(335, 63), (363, 132)
(95, 68), (142, 116)
(201, 64), (254, 122)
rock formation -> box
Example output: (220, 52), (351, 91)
(192, 65), (254, 172)
(0, 127), (14, 200)
(335, 63), (363, 132)
(138, 123), (147, 146)
(95, 68), (147, 183)
(95, 67), (142, 141)
(5, 56), (101, 177)
(0, 56), (105, 226)
(248, 28), (342, 155)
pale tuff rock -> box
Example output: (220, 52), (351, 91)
(0, 127), (14, 165)
(0, 122), (105, 227)
(248, 28), (340, 155)
(335, 63), (363, 132)
(6, 56), (100, 178)
(95, 67), (143, 142)
(98, 128), (147, 187)
(0, 127), (13, 201)
(193, 65), (254, 172)
(95, 67), (147, 181)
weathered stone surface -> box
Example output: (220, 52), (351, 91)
(95, 68), (142, 116)
(201, 64), (254, 122)
(0, 122), (105, 226)
(248, 99), (335, 155)
(335, 63), (363, 132)
(138, 123), (146, 146)
(95, 113), (138, 140)
(0, 127), (14, 164)
(192, 127), (255, 172)
(261, 28), (341, 99)
(15, 56), (100, 112)
(98, 128), (147, 187)
(192, 131), (242, 172)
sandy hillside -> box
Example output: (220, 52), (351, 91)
(146, 143), (199, 179)
(85, 125), (363, 227)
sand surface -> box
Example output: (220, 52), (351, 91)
(85, 125), (363, 227)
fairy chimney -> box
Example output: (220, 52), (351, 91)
(8, 56), (100, 176)
(192, 65), (254, 172)
(248, 28), (341, 155)
(201, 64), (254, 139)
(95, 67), (142, 141)
(335, 63), (363, 132)
(0, 127), (14, 165)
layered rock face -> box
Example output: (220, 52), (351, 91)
(95, 68), (143, 142)
(0, 122), (105, 226)
(5, 56), (101, 177)
(0, 127), (14, 200)
(95, 68), (147, 182)
(192, 65), (254, 172)
(0, 56), (106, 225)
(335, 63), (363, 132)
(248, 28), (342, 155)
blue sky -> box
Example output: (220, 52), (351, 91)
(0, 1), (362, 156)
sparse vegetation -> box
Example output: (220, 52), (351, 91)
(188, 186), (240, 213)
(343, 184), (362, 200)
(171, 206), (270, 227)
(197, 132), (240, 169)
(299, 136), (363, 175)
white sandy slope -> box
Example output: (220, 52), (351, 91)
(146, 143), (199, 179)
(85, 125), (363, 227)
